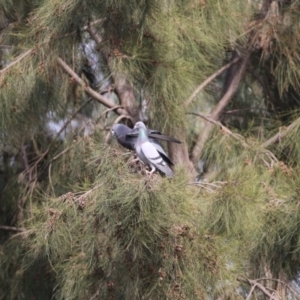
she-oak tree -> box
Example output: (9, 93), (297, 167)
(1, 0), (300, 299)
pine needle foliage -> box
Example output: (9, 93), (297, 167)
(3, 0), (300, 299)
(7, 146), (227, 300)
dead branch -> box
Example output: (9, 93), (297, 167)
(188, 111), (249, 148)
(96, 105), (123, 128)
(53, 99), (93, 141)
(82, 19), (105, 31)
(0, 225), (26, 232)
(238, 277), (279, 300)
(49, 145), (74, 163)
(256, 278), (297, 297)
(87, 24), (139, 123)
(261, 116), (300, 148)
(191, 50), (252, 164)
(0, 49), (33, 74)
(185, 56), (241, 107)
(57, 57), (130, 118)
(188, 181), (227, 192)
(87, 22), (102, 44)
(15, 98), (95, 223)
(189, 111), (280, 169)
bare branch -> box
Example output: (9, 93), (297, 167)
(57, 57), (130, 117)
(238, 277), (279, 300)
(191, 50), (251, 164)
(188, 181), (227, 193)
(53, 99), (93, 141)
(96, 105), (124, 128)
(256, 278), (297, 296)
(261, 116), (300, 148)
(246, 284), (257, 300)
(50, 146), (74, 163)
(188, 111), (249, 148)
(185, 56), (241, 107)
(15, 98), (96, 222)
(0, 49), (33, 74)
(189, 112), (280, 169)
(87, 22), (102, 44)
(0, 225), (26, 232)
(87, 24), (139, 122)
(82, 19), (104, 31)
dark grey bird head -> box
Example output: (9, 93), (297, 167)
(111, 124), (136, 150)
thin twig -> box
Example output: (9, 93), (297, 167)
(261, 116), (300, 148)
(87, 22), (102, 44)
(96, 105), (123, 128)
(188, 111), (249, 148)
(74, 183), (103, 202)
(82, 19), (104, 31)
(50, 145), (75, 163)
(53, 99), (93, 141)
(16, 99), (94, 222)
(246, 283), (257, 300)
(0, 49), (33, 74)
(25, 99), (93, 174)
(0, 225), (26, 232)
(48, 163), (55, 196)
(189, 181), (227, 192)
(189, 112), (280, 169)
(185, 56), (241, 107)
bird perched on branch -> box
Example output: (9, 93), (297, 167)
(134, 121), (174, 177)
(111, 123), (181, 166)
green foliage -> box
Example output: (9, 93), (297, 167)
(0, 146), (226, 299)
(2, 0), (300, 299)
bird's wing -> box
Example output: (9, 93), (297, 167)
(150, 139), (174, 165)
(126, 128), (182, 144)
(148, 133), (182, 144)
(141, 141), (174, 176)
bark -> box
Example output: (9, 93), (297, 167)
(57, 58), (129, 117)
(191, 50), (252, 164)
(185, 56), (241, 107)
(261, 116), (300, 148)
(88, 25), (139, 123)
(168, 131), (197, 179)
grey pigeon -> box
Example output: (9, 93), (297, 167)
(134, 121), (174, 177)
(111, 123), (180, 165)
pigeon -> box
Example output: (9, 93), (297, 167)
(111, 123), (180, 165)
(134, 121), (174, 177)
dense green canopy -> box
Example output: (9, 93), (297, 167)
(1, 0), (300, 299)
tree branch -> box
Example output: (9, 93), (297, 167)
(0, 49), (33, 74)
(57, 57), (130, 118)
(238, 277), (279, 300)
(87, 24), (139, 123)
(185, 56), (241, 107)
(261, 116), (300, 148)
(0, 225), (26, 232)
(191, 50), (252, 164)
(187, 111), (249, 148)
